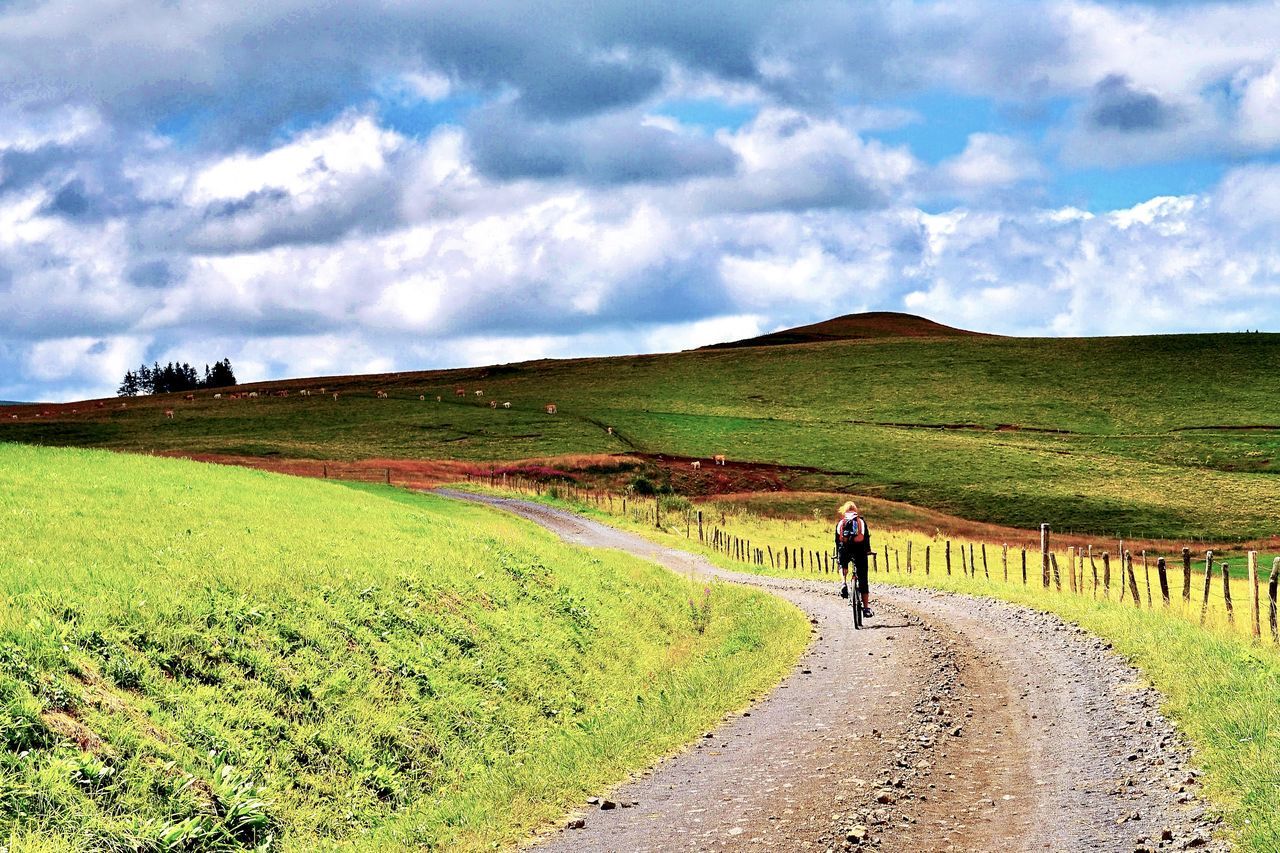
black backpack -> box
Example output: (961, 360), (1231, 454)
(837, 515), (870, 553)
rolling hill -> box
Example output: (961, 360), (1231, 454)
(3, 314), (1279, 539)
(699, 311), (989, 349)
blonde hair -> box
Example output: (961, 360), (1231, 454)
(837, 500), (858, 516)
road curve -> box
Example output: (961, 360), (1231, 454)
(435, 490), (1226, 853)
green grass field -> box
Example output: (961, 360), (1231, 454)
(468, 482), (1280, 851)
(0, 444), (808, 851)
(4, 326), (1280, 539)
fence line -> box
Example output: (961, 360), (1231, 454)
(469, 474), (1279, 646)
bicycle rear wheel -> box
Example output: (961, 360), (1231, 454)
(850, 574), (863, 629)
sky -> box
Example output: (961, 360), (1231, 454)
(3, 1), (1280, 401)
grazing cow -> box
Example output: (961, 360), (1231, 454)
(333, 393), (339, 401)
(474, 389), (484, 397)
(489, 399), (498, 409)
(9, 414), (16, 419)
(691, 460), (701, 470)
(455, 387), (466, 396)
(545, 403), (557, 414)
(299, 389), (309, 397)
(213, 393), (222, 399)
(95, 402), (105, 408)
(420, 395), (426, 401)
(502, 401), (511, 408)
(70, 409), (77, 414)
(436, 396), (442, 402)
(248, 392), (258, 398)
(183, 393), (195, 401)
(606, 426), (613, 435)
(714, 454), (726, 465)
(376, 391), (389, 399)
(318, 387), (326, 394)
(163, 409), (174, 419)
(275, 390), (289, 398)
(120, 403), (127, 408)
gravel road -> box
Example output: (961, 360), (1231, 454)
(435, 490), (1227, 853)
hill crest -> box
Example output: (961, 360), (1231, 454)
(700, 312), (991, 350)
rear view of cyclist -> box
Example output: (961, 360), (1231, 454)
(834, 501), (873, 618)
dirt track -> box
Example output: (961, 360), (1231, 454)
(436, 491), (1227, 853)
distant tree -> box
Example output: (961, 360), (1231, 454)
(117, 370), (140, 397)
(204, 359), (237, 388)
(118, 357), (237, 396)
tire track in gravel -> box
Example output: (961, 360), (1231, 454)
(435, 491), (1226, 852)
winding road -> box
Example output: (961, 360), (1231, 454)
(437, 490), (1226, 853)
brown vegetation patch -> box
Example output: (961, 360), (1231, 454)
(40, 710), (109, 754)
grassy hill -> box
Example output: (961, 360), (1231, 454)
(700, 311), (989, 348)
(0, 444), (806, 850)
(3, 317), (1280, 539)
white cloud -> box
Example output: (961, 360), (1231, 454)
(936, 133), (1044, 191)
(1234, 61), (1280, 150)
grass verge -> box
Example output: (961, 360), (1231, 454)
(0, 444), (808, 851)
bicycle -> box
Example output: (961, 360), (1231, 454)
(836, 548), (864, 629)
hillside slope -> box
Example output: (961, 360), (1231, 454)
(3, 319), (1280, 538)
(0, 445), (806, 851)
(700, 311), (989, 349)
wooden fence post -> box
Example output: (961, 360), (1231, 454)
(1248, 551), (1260, 640)
(960, 545), (967, 576)
(1157, 557), (1170, 606)
(1102, 552), (1111, 597)
(907, 541), (913, 574)
(925, 545), (931, 576)
(946, 541), (952, 576)
(698, 511), (703, 542)
(982, 543), (989, 579)
(1181, 547), (1192, 603)
(1021, 548), (1027, 584)
(1270, 557), (1279, 644)
(1002, 543), (1008, 582)
(1143, 551), (1152, 608)
(1125, 551), (1141, 606)
(1199, 550), (1214, 625)
(1222, 561), (1235, 626)
(1050, 553), (1062, 592)
(1089, 546), (1098, 597)
(1068, 546), (1077, 594)
(1039, 522), (1049, 589)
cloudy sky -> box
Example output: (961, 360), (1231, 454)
(3, 0), (1280, 400)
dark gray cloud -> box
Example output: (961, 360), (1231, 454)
(1088, 74), (1181, 132)
(467, 107), (738, 184)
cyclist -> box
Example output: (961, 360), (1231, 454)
(834, 501), (873, 617)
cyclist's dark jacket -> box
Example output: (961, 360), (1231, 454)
(834, 515), (871, 560)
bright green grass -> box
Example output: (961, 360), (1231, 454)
(483, 484), (1280, 851)
(5, 332), (1280, 538)
(0, 444), (808, 851)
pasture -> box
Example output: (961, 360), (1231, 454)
(0, 444), (807, 851)
(3, 324), (1280, 540)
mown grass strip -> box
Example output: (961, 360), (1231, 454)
(0, 445), (808, 851)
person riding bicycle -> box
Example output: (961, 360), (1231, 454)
(834, 501), (873, 617)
